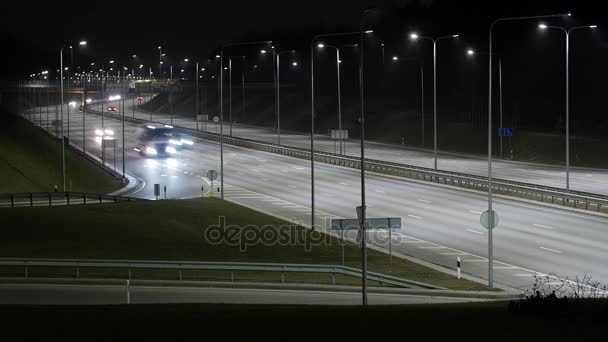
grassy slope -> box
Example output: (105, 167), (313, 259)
(0, 198), (490, 291)
(0, 113), (122, 193)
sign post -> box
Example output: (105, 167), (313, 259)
(332, 213), (401, 305)
(207, 170), (218, 198)
(481, 209), (499, 287)
(154, 184), (160, 200)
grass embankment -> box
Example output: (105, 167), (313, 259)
(0, 114), (122, 193)
(0, 198), (489, 291)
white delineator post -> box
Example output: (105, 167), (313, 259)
(457, 257), (461, 279)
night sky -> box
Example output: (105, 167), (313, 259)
(2, 0), (607, 161)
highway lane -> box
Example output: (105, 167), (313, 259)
(113, 98), (608, 196)
(0, 284), (481, 305)
(22, 104), (608, 290)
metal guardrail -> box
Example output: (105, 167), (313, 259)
(86, 108), (608, 212)
(0, 192), (145, 208)
(0, 258), (445, 290)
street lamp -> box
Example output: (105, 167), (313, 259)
(409, 32), (459, 170)
(219, 40), (273, 199)
(484, 12), (571, 288)
(317, 43), (358, 154)
(310, 30), (359, 233)
(276, 49), (297, 145)
(59, 40), (87, 191)
(538, 23), (597, 191)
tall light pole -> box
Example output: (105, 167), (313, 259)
(158, 46), (162, 78)
(409, 33), (459, 170)
(59, 40), (87, 191)
(311, 31), (360, 233)
(466, 49), (505, 158)
(275, 49), (296, 145)
(317, 44), (357, 154)
(538, 23), (597, 191)
(220, 41), (272, 199)
(358, 9), (377, 306)
(486, 13), (570, 288)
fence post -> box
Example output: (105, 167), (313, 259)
(83, 193), (86, 204)
(30, 193), (33, 207)
(25, 266), (28, 279)
(99, 194), (102, 203)
(230, 271), (234, 282)
(179, 270), (183, 281)
(281, 266), (285, 284)
(10, 195), (14, 208)
(67, 192), (70, 206)
(48, 193), (52, 206)
(126, 280), (131, 304)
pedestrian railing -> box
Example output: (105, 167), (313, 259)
(0, 258), (445, 290)
(0, 192), (145, 208)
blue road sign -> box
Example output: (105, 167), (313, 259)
(498, 128), (513, 137)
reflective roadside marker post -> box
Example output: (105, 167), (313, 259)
(207, 170), (218, 199)
(457, 257), (461, 279)
(164, 185), (167, 200)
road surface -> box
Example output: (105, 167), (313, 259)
(19, 101), (608, 291)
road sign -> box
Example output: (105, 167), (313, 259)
(498, 128), (513, 137)
(207, 170), (218, 181)
(331, 217), (401, 231)
(480, 210), (499, 229)
(213, 116), (219, 123)
(330, 129), (349, 140)
(356, 205), (366, 225)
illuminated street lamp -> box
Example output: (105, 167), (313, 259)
(538, 23), (597, 191)
(409, 32), (459, 169)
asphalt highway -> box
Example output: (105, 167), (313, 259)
(20, 100), (608, 292)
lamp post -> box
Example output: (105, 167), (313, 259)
(317, 43), (357, 154)
(409, 33), (459, 170)
(275, 50), (296, 145)
(59, 40), (87, 191)
(311, 31), (360, 232)
(220, 41), (273, 199)
(485, 12), (571, 288)
(538, 23), (597, 191)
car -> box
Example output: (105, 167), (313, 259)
(134, 125), (194, 158)
(108, 106), (118, 112)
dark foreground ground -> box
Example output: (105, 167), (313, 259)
(1, 300), (606, 340)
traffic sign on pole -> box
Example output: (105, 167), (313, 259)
(480, 210), (499, 229)
(497, 128), (513, 137)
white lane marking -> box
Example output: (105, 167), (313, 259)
(539, 246), (562, 254)
(466, 229), (484, 235)
(338, 182), (347, 185)
(282, 205), (302, 209)
(513, 273), (536, 277)
(248, 168), (260, 172)
(418, 246), (446, 249)
(418, 199), (431, 204)
(261, 178), (269, 181)
(160, 174), (167, 177)
(294, 209), (311, 212)
(271, 202), (288, 205)
(463, 259), (487, 262)
(288, 184), (297, 189)
(171, 176), (178, 178)
(227, 196), (268, 199)
(440, 252), (469, 256)
(321, 193), (333, 197)
(533, 224), (554, 230)
(407, 214), (423, 220)
(374, 189), (385, 194)
(292, 167), (305, 170)
(493, 266), (517, 269)
(469, 210), (482, 215)
(281, 169), (289, 173)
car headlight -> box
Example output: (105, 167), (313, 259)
(95, 129), (104, 136)
(104, 129), (114, 136)
(145, 147), (158, 155)
(169, 139), (183, 146)
(180, 139), (194, 145)
(165, 146), (177, 154)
